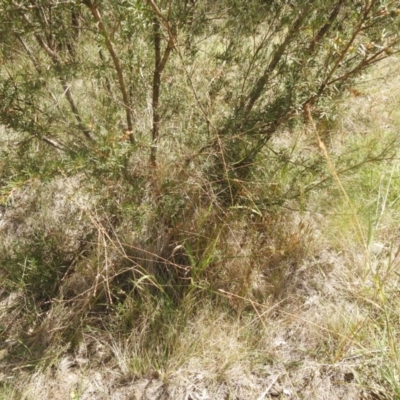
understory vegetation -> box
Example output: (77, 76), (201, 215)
(1, 1), (400, 399)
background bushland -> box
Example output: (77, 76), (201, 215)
(0, 0), (399, 374)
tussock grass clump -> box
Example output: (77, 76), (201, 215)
(0, 124), (317, 377)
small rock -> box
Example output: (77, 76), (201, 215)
(283, 388), (292, 396)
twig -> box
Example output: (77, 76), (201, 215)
(257, 375), (280, 400)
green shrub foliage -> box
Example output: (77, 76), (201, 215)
(0, 0), (398, 179)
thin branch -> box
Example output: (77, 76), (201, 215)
(15, 33), (43, 74)
(41, 136), (66, 151)
(308, 0), (345, 53)
(20, 9), (94, 142)
(327, 44), (398, 87)
(13, 35), (70, 152)
(147, 0), (233, 201)
(146, 0), (172, 29)
(242, 3), (314, 117)
(35, 33), (94, 142)
(83, 0), (135, 144)
(150, 16), (162, 166)
(146, 0), (176, 165)
(315, 0), (377, 98)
